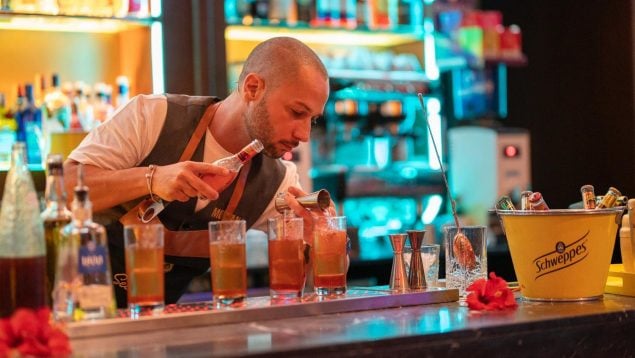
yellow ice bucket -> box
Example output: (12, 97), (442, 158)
(497, 208), (624, 301)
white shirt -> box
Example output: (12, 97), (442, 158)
(69, 94), (301, 232)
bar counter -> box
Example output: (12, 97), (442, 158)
(70, 292), (635, 357)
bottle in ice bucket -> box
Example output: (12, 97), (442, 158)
(580, 184), (596, 209)
(496, 195), (516, 210)
(528, 192), (549, 210)
(520, 191), (532, 210)
(41, 154), (72, 305)
(596, 187), (621, 209)
(0, 142), (47, 318)
(53, 164), (115, 321)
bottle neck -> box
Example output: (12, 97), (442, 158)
(44, 171), (68, 213)
(236, 141), (262, 163)
(10, 145), (27, 170)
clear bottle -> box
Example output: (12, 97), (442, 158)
(54, 164), (115, 322)
(0, 142), (47, 317)
(0, 93), (17, 169)
(16, 84), (43, 166)
(44, 73), (72, 131)
(115, 75), (130, 110)
(200, 139), (265, 192)
(41, 154), (72, 306)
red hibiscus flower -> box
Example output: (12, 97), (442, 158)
(466, 272), (518, 311)
(0, 308), (71, 357)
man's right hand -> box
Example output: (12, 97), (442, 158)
(63, 160), (232, 213)
(150, 161), (231, 202)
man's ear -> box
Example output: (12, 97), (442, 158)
(241, 73), (265, 101)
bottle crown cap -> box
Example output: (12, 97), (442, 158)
(580, 184), (594, 193)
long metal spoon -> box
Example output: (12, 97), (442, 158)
(416, 93), (475, 270)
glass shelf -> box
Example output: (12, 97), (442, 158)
(328, 68), (430, 83)
(0, 10), (158, 33)
(225, 24), (423, 47)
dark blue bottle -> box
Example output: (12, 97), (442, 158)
(16, 84), (42, 166)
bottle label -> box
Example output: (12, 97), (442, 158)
(78, 243), (108, 274)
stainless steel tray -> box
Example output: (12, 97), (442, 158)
(67, 286), (458, 339)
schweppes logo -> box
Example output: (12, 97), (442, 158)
(532, 230), (589, 280)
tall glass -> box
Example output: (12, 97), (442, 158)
(313, 216), (347, 296)
(209, 220), (247, 307)
(268, 216), (306, 301)
(124, 224), (165, 318)
(444, 225), (487, 298)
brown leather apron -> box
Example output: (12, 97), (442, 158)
(119, 102), (251, 258)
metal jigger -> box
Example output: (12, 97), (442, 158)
(389, 234), (409, 292)
(275, 189), (332, 213)
(407, 230), (427, 290)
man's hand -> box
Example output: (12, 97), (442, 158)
(284, 186), (337, 247)
(151, 161), (231, 202)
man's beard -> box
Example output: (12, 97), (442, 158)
(245, 97), (282, 158)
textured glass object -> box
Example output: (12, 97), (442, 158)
(0, 142), (47, 317)
(41, 154), (72, 305)
(53, 164), (115, 321)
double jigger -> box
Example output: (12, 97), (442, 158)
(389, 230), (427, 292)
(275, 189), (331, 213)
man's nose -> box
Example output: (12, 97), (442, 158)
(293, 120), (311, 142)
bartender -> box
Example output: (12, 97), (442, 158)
(64, 37), (332, 307)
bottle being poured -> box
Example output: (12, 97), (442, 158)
(139, 139), (264, 222)
(416, 94), (476, 270)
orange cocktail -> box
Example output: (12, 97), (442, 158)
(209, 242), (246, 301)
(126, 246), (164, 305)
(124, 224), (165, 317)
(268, 216), (305, 300)
(209, 220), (247, 307)
(313, 216), (347, 295)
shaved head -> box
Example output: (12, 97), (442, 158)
(238, 37), (328, 91)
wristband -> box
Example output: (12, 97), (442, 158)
(145, 164), (161, 203)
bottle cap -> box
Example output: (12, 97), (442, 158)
(580, 184), (594, 193)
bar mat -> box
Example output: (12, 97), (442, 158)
(67, 287), (458, 339)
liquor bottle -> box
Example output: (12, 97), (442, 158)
(44, 73), (72, 131)
(54, 164), (115, 322)
(16, 84), (43, 166)
(0, 93), (17, 169)
(115, 75), (130, 110)
(41, 154), (72, 306)
(0, 142), (47, 318)
(200, 139), (265, 192)
(127, 0), (148, 18)
(93, 83), (114, 124)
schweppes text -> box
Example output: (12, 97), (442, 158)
(532, 231), (589, 280)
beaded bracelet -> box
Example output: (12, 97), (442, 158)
(145, 164), (161, 203)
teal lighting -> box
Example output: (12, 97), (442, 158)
(151, 21), (165, 94)
(399, 166), (418, 179)
(373, 137), (390, 169)
(498, 64), (508, 118)
(423, 33), (439, 81)
(421, 194), (443, 224)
